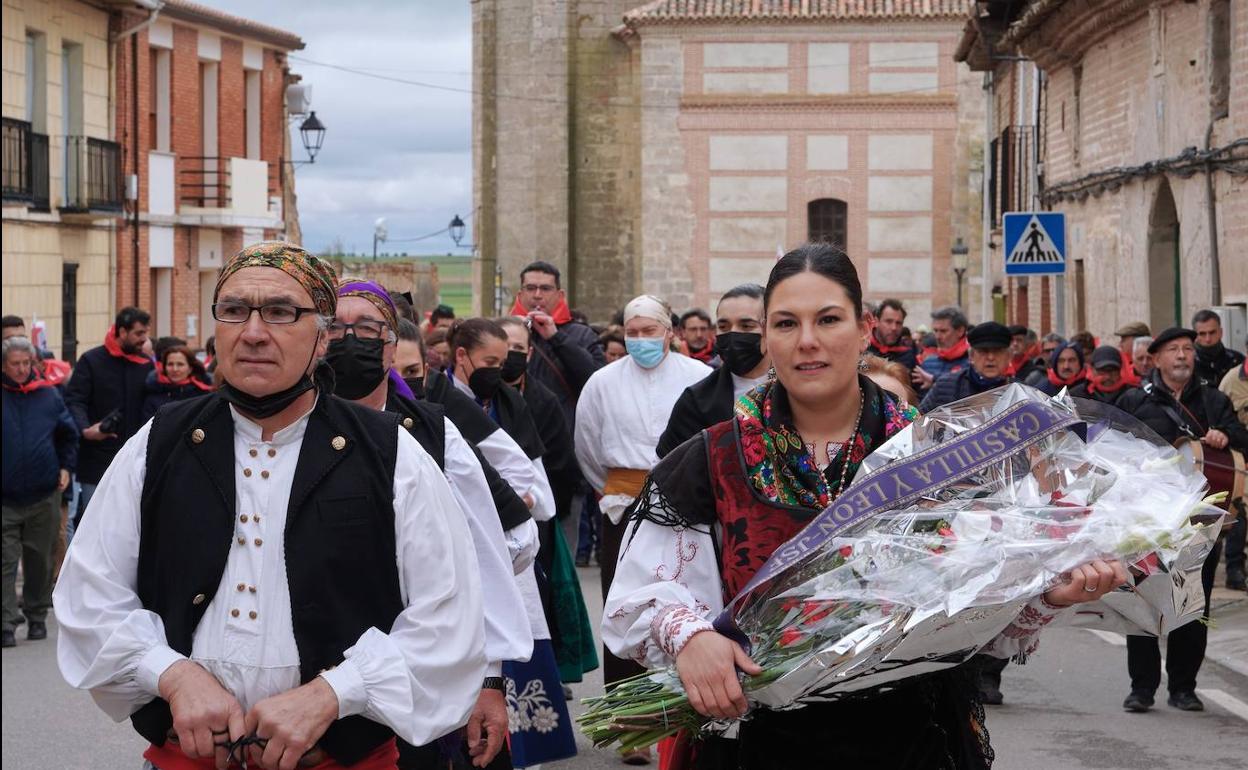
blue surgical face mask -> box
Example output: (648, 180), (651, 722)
(625, 337), (667, 369)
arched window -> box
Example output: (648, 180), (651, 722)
(808, 198), (847, 247)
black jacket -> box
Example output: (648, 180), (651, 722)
(63, 345), (153, 484)
(141, 370), (212, 420)
(1195, 343), (1246, 389)
(526, 322), (605, 426)
(1116, 370), (1248, 452)
(657, 366), (735, 458)
(520, 376), (580, 516)
(2, 378), (79, 505)
(919, 369), (1008, 413)
(866, 336), (919, 371)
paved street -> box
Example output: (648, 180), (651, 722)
(5, 566), (1245, 770)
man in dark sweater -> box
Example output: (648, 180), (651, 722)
(1192, 309), (1246, 388)
(63, 307), (152, 526)
(1116, 327), (1248, 714)
(3, 335), (78, 648)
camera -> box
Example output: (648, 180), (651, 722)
(98, 408), (122, 435)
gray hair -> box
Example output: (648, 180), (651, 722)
(1042, 333), (1066, 346)
(1133, 336), (1154, 353)
(2, 335), (36, 361)
(930, 305), (968, 330)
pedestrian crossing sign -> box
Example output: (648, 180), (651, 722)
(1003, 212), (1066, 275)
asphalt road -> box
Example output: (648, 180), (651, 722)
(5, 565), (1245, 769)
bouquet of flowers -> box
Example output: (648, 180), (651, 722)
(580, 384), (1224, 751)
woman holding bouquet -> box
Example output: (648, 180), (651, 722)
(603, 244), (1127, 769)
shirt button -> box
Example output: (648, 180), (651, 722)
(249, 448), (258, 457)
(254, 538), (263, 547)
(253, 515), (261, 524)
(248, 585), (257, 593)
(231, 609), (240, 618)
(248, 611), (258, 620)
(237, 536), (246, 545)
(192, 593), (206, 605)
(260, 470), (270, 479)
(239, 514), (249, 523)
(243, 468), (252, 478)
(236, 583), (245, 592)
(267, 448), (277, 458)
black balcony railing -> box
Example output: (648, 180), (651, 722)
(3, 117), (50, 209)
(63, 136), (123, 212)
(178, 156), (231, 208)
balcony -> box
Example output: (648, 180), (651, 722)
(61, 136), (123, 215)
(2, 117), (50, 210)
(177, 155), (281, 226)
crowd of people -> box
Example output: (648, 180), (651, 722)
(0, 240), (1244, 770)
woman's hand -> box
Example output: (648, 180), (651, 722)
(674, 630), (762, 720)
(1043, 558), (1129, 607)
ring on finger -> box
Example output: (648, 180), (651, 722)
(1083, 585), (1099, 593)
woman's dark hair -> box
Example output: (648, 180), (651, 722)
(161, 344), (208, 383)
(763, 243), (863, 318)
(448, 317), (508, 353)
(396, 318), (427, 361)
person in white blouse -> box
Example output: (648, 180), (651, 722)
(53, 243), (487, 770)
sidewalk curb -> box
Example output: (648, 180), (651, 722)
(1206, 588), (1248, 680)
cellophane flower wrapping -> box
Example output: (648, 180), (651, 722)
(579, 384), (1224, 751)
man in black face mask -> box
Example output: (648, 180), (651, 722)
(1192, 309), (1245, 388)
(656, 283), (770, 458)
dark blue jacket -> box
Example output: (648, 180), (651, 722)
(63, 344), (153, 484)
(3, 378), (79, 505)
(919, 368), (1007, 414)
(141, 370), (213, 420)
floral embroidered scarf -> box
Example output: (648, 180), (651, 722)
(734, 374), (918, 510)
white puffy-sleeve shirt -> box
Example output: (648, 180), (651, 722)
(53, 404), (488, 747)
(574, 353), (710, 523)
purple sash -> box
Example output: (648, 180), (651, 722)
(714, 398), (1079, 647)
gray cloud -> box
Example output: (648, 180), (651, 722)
(207, 0), (473, 253)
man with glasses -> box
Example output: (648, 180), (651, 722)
(54, 242), (487, 769)
(1116, 327), (1248, 714)
(508, 261), (605, 424)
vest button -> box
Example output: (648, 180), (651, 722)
(402, 417), (414, 429)
(260, 470), (270, 479)
(239, 514), (248, 523)
(248, 449), (258, 457)
(332, 436), (347, 451)
(191, 429), (205, 444)
(192, 593), (206, 605)
(243, 468), (252, 478)
(248, 611), (258, 620)
(231, 609), (240, 618)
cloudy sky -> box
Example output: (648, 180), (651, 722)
(210, 0), (473, 255)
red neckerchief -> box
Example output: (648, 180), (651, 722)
(509, 296), (573, 325)
(686, 341), (716, 364)
(103, 325), (153, 365)
(40, 358), (70, 386)
(1047, 367), (1087, 388)
(869, 331), (911, 355)
(936, 337), (969, 362)
(1117, 350), (1142, 386)
(156, 370), (214, 391)
(1, 371), (55, 394)
(1086, 373), (1130, 395)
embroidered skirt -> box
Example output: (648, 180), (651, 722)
(503, 639), (577, 768)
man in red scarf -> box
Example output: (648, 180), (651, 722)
(509, 260), (605, 425)
(1083, 346), (1135, 406)
(677, 309), (719, 367)
(867, 298), (918, 371)
(912, 306), (969, 394)
(63, 307), (153, 529)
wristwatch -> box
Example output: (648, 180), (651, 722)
(482, 676), (505, 692)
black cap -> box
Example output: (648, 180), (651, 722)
(1148, 327), (1196, 354)
(967, 321), (1012, 350)
(1007, 324), (1028, 337)
(1090, 345), (1122, 370)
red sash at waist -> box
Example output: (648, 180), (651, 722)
(143, 738), (398, 770)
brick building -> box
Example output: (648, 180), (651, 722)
(114, 0), (305, 347)
(473, 0), (986, 321)
(957, 0), (1247, 339)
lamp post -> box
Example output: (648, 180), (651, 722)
(373, 218), (387, 261)
(449, 214), (466, 247)
(951, 237), (970, 310)
(298, 111), (325, 163)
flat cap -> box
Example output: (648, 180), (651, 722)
(1148, 327), (1196, 354)
(1115, 321), (1151, 338)
(1090, 345), (1123, 370)
(968, 321), (1012, 350)
(1007, 324), (1029, 337)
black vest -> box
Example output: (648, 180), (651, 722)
(134, 393), (403, 765)
(387, 390), (446, 470)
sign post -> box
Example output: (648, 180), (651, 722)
(1004, 212), (1067, 334)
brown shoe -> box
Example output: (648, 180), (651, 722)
(621, 747), (652, 765)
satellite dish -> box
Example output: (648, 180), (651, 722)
(286, 84), (311, 116)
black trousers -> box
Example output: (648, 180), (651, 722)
(398, 739), (512, 770)
(1224, 501), (1245, 573)
(1126, 540), (1221, 694)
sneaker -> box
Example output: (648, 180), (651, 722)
(1123, 691), (1154, 712)
(1, 630), (14, 648)
(562, 684), (573, 701)
(1227, 567), (1246, 592)
(26, 621), (47, 641)
(1167, 691), (1204, 711)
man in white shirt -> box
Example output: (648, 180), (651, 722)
(575, 295), (710, 694)
(54, 242), (486, 770)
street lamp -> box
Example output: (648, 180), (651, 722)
(299, 111), (326, 163)
(373, 217), (387, 261)
(951, 237), (970, 309)
(449, 214), (466, 247)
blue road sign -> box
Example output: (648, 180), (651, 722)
(1003, 212), (1066, 275)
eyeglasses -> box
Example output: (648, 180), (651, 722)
(521, 283), (558, 294)
(212, 302), (319, 325)
(327, 319), (389, 340)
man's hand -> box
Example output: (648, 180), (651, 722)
(157, 660), (246, 769)
(58, 469), (70, 492)
(528, 311), (558, 340)
(910, 367), (934, 390)
(245, 677), (339, 770)
(466, 688), (508, 767)
(81, 421), (117, 442)
(674, 630), (762, 720)
(1204, 429), (1229, 450)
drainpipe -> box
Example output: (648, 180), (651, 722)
(981, 71), (994, 323)
(112, 1), (164, 307)
(1205, 120), (1222, 305)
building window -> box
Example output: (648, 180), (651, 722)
(807, 198), (847, 247)
(26, 31), (47, 132)
(1071, 64), (1082, 166)
(245, 69), (261, 160)
(150, 48), (170, 152)
(1210, 0), (1230, 119)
